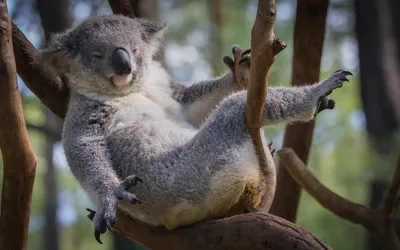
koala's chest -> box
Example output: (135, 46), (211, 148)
(108, 92), (184, 129)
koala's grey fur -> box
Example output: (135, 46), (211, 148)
(38, 15), (352, 242)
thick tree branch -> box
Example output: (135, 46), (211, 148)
(278, 148), (400, 250)
(86, 209), (331, 250)
(12, 23), (69, 119)
(245, 0), (286, 212)
(0, 1), (37, 250)
(270, 0), (329, 221)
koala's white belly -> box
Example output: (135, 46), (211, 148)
(106, 92), (262, 230)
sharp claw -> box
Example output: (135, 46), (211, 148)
(268, 141), (273, 148)
(134, 198), (142, 205)
(232, 45), (240, 54)
(106, 219), (115, 232)
(86, 208), (96, 220)
(95, 230), (103, 244)
(238, 57), (250, 65)
(343, 70), (353, 76)
(241, 48), (251, 56)
(340, 77), (349, 82)
(223, 56), (234, 65)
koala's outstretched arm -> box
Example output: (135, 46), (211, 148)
(262, 70), (352, 125)
(63, 100), (142, 244)
(172, 73), (237, 126)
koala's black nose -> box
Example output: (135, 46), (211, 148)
(111, 48), (132, 76)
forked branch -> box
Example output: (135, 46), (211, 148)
(277, 148), (400, 249)
(246, 0), (286, 211)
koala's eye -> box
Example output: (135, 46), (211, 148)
(92, 52), (105, 59)
(132, 48), (138, 54)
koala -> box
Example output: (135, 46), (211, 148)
(38, 15), (352, 243)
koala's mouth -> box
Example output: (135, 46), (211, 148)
(109, 74), (133, 89)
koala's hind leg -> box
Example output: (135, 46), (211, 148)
(262, 70), (353, 126)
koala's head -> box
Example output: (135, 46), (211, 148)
(38, 15), (165, 97)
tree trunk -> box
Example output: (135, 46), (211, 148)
(270, 0), (328, 222)
(0, 1), (37, 249)
(355, 0), (400, 248)
(36, 1), (72, 250)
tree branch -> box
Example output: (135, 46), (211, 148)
(245, 0), (286, 212)
(276, 149), (377, 230)
(0, 1), (37, 250)
(277, 148), (400, 249)
(270, 0), (329, 221)
(382, 152), (400, 215)
(12, 23), (69, 119)
(86, 209), (331, 250)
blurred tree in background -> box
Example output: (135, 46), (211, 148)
(1, 0), (399, 249)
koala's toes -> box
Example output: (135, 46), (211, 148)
(332, 70), (353, 83)
(241, 48), (251, 57)
(93, 212), (108, 244)
(121, 175), (143, 190)
(223, 56), (235, 72)
(239, 54), (251, 66)
(117, 190), (142, 204)
(232, 45), (242, 54)
(316, 97), (336, 115)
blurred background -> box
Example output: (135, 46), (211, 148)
(1, 0), (400, 249)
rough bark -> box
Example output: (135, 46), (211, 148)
(9, 1), (332, 249)
(277, 148), (400, 250)
(244, 0), (286, 213)
(270, 0), (328, 221)
(87, 210), (331, 250)
(0, 1), (37, 250)
(12, 23), (69, 119)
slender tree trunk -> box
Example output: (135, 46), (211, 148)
(270, 0), (328, 221)
(207, 0), (224, 75)
(0, 1), (37, 249)
(355, 0), (400, 249)
(36, 1), (72, 250)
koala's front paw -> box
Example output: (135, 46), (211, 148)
(323, 70), (353, 90)
(93, 175), (143, 244)
(223, 45), (251, 90)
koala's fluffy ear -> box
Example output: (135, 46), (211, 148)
(139, 19), (167, 54)
(36, 31), (73, 74)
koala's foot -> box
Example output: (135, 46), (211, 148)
(321, 70), (353, 91)
(223, 45), (251, 89)
(93, 175), (143, 244)
(313, 70), (352, 117)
